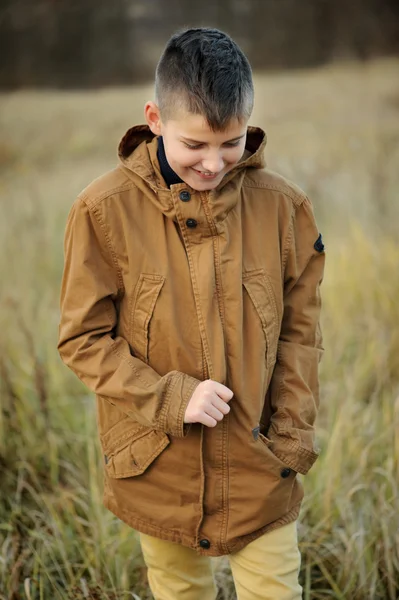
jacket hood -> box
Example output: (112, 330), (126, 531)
(117, 124), (267, 193)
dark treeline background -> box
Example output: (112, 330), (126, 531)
(1, 0), (398, 89)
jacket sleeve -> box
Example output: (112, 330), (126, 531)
(267, 196), (325, 475)
(57, 196), (200, 437)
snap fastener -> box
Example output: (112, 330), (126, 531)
(280, 468), (291, 478)
(186, 218), (198, 228)
(179, 190), (191, 202)
(199, 539), (211, 549)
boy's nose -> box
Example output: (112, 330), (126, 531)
(201, 153), (225, 174)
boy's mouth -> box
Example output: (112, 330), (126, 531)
(191, 167), (221, 180)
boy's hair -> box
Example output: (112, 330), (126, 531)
(155, 28), (254, 131)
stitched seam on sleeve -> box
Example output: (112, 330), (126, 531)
(281, 207), (295, 277)
(108, 339), (152, 389)
(273, 444), (319, 465)
(81, 196), (125, 294)
(275, 347), (290, 430)
(157, 372), (181, 431)
(242, 182), (306, 207)
(176, 378), (199, 434)
(81, 183), (137, 208)
(272, 441), (319, 471)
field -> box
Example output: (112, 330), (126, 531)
(0, 58), (399, 599)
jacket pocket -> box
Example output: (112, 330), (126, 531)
(257, 431), (297, 479)
(242, 269), (279, 368)
(101, 419), (170, 479)
(129, 273), (165, 364)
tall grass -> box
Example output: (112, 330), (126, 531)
(1, 58), (398, 599)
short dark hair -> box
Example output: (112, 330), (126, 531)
(155, 28), (254, 131)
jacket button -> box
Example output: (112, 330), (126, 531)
(199, 539), (211, 549)
(186, 218), (198, 228)
(179, 190), (191, 202)
(280, 468), (291, 478)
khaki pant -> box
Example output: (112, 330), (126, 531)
(139, 521), (302, 600)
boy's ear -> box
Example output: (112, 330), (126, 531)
(144, 101), (162, 136)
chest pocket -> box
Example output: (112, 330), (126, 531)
(242, 269), (279, 369)
(129, 273), (165, 364)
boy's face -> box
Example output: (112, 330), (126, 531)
(145, 102), (248, 191)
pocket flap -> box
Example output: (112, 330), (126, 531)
(242, 269), (279, 366)
(130, 273), (165, 363)
(105, 429), (170, 479)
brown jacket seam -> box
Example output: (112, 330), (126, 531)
(200, 192), (231, 552)
(242, 181), (306, 207)
(81, 183), (138, 209)
(80, 196), (125, 294)
(274, 438), (304, 454)
(176, 377), (199, 435)
(201, 192), (225, 325)
(283, 438), (319, 458)
(281, 207), (296, 277)
(175, 203), (213, 380)
(108, 339), (152, 390)
(273, 340), (292, 430)
(118, 164), (172, 195)
(156, 372), (181, 430)
(270, 437), (319, 474)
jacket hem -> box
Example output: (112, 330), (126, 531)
(227, 501), (302, 555)
(104, 496), (198, 550)
(104, 496), (302, 557)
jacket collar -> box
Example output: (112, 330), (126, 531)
(117, 124), (267, 221)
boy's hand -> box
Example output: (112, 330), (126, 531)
(184, 380), (233, 427)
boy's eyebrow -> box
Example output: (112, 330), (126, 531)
(181, 134), (246, 144)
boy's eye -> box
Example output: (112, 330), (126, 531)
(183, 142), (203, 150)
(183, 140), (241, 149)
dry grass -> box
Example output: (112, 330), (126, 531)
(0, 57), (399, 599)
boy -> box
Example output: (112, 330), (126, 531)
(58, 28), (324, 600)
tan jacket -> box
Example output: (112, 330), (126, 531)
(58, 125), (325, 556)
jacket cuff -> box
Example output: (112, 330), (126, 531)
(270, 436), (320, 475)
(157, 372), (201, 438)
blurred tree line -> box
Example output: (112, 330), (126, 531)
(0, 0), (398, 89)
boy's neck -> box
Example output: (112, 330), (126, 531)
(157, 136), (184, 188)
